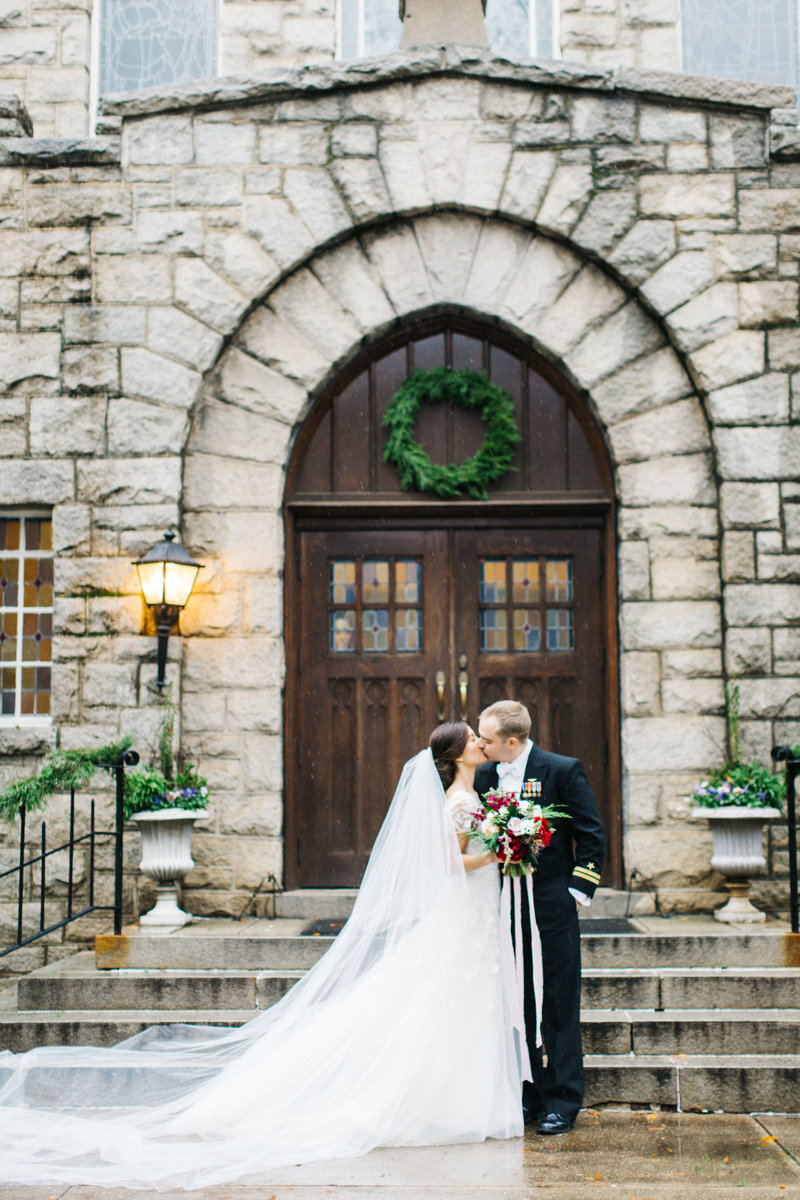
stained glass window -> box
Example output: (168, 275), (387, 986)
(513, 609), (540, 652)
(328, 557), (422, 653)
(479, 556), (574, 654)
(339, 0), (557, 59)
(330, 610), (356, 654)
(0, 514), (53, 720)
(546, 560), (573, 604)
(547, 608), (574, 652)
(682, 0), (799, 88)
(362, 560), (390, 605)
(480, 608), (508, 652)
(479, 560), (507, 604)
(395, 608), (422, 652)
(330, 560), (357, 605)
(395, 559), (421, 604)
(363, 608), (390, 653)
(99, 0), (219, 97)
(512, 560), (540, 604)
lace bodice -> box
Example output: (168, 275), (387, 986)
(445, 788), (478, 835)
(445, 788), (501, 941)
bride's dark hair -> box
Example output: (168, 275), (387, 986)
(429, 722), (470, 790)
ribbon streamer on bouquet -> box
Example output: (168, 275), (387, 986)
(499, 872), (543, 1082)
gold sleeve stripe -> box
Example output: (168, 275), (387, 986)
(573, 866), (601, 883)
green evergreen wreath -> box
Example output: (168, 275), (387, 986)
(382, 368), (520, 500)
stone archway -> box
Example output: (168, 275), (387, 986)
(182, 210), (719, 889)
(283, 311), (616, 886)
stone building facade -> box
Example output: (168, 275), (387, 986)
(1, 2), (800, 935)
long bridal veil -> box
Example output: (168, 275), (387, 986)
(0, 749), (523, 1190)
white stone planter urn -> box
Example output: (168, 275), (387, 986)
(132, 808), (210, 927)
(691, 805), (781, 923)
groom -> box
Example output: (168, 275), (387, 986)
(475, 700), (605, 1135)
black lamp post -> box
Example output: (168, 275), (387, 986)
(134, 530), (203, 691)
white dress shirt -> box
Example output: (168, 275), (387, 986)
(496, 740), (590, 908)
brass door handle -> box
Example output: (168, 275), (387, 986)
(458, 669), (468, 721)
(435, 670), (446, 720)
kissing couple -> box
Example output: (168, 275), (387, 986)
(0, 701), (604, 1188)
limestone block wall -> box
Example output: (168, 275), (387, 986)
(221, 0), (336, 77)
(0, 0), (92, 137)
(561, 0), (680, 71)
(0, 0), (337, 139)
(0, 0), (755, 142)
(1, 54), (799, 918)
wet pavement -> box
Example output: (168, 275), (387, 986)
(1, 1111), (800, 1198)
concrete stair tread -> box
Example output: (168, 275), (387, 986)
(586, 966), (800, 976)
(582, 1008), (800, 1021)
(586, 1053), (800, 1066)
(1, 1008), (256, 1023)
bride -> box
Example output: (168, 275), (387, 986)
(0, 723), (525, 1189)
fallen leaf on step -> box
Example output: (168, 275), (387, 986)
(760, 1135), (777, 1143)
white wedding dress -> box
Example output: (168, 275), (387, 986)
(0, 751), (524, 1190)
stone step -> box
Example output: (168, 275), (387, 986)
(581, 929), (800, 969)
(271, 887), (658, 921)
(0, 1008), (257, 1053)
(95, 929), (333, 971)
(274, 890), (357, 919)
(92, 924), (800, 971)
(584, 967), (800, 1009)
(581, 1009), (800, 1056)
(17, 953), (301, 1012)
(584, 1054), (800, 1114)
(22, 953), (800, 1013)
(3, 1004), (799, 1065)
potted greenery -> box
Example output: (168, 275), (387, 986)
(688, 682), (783, 923)
(125, 692), (211, 928)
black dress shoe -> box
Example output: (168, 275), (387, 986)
(537, 1112), (576, 1135)
(522, 1105), (542, 1125)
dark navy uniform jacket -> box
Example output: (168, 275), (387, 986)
(475, 742), (605, 897)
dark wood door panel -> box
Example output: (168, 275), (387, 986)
(455, 527), (607, 835)
(294, 530), (447, 886)
(293, 523), (609, 886)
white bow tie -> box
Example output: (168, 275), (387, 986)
(497, 761), (519, 782)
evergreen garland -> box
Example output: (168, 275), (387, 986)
(382, 368), (520, 500)
(0, 738), (132, 820)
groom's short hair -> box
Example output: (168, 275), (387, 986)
(481, 700), (531, 741)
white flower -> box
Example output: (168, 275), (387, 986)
(499, 805), (509, 816)
(507, 817), (525, 835)
(521, 819), (538, 835)
(531, 805), (542, 819)
(480, 818), (497, 836)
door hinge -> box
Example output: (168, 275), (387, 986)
(297, 644), (302, 674)
(296, 837), (301, 865)
(296, 550), (302, 579)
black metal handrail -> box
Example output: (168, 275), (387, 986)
(772, 745), (799, 934)
(0, 747), (139, 958)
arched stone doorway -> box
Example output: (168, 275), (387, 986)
(284, 313), (620, 889)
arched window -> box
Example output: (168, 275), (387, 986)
(337, 0), (559, 60)
(97, 0), (219, 97)
(681, 0), (799, 89)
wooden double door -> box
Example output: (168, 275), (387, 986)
(291, 521), (606, 887)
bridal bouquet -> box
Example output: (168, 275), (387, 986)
(470, 780), (568, 878)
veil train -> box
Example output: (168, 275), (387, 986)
(0, 749), (524, 1190)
